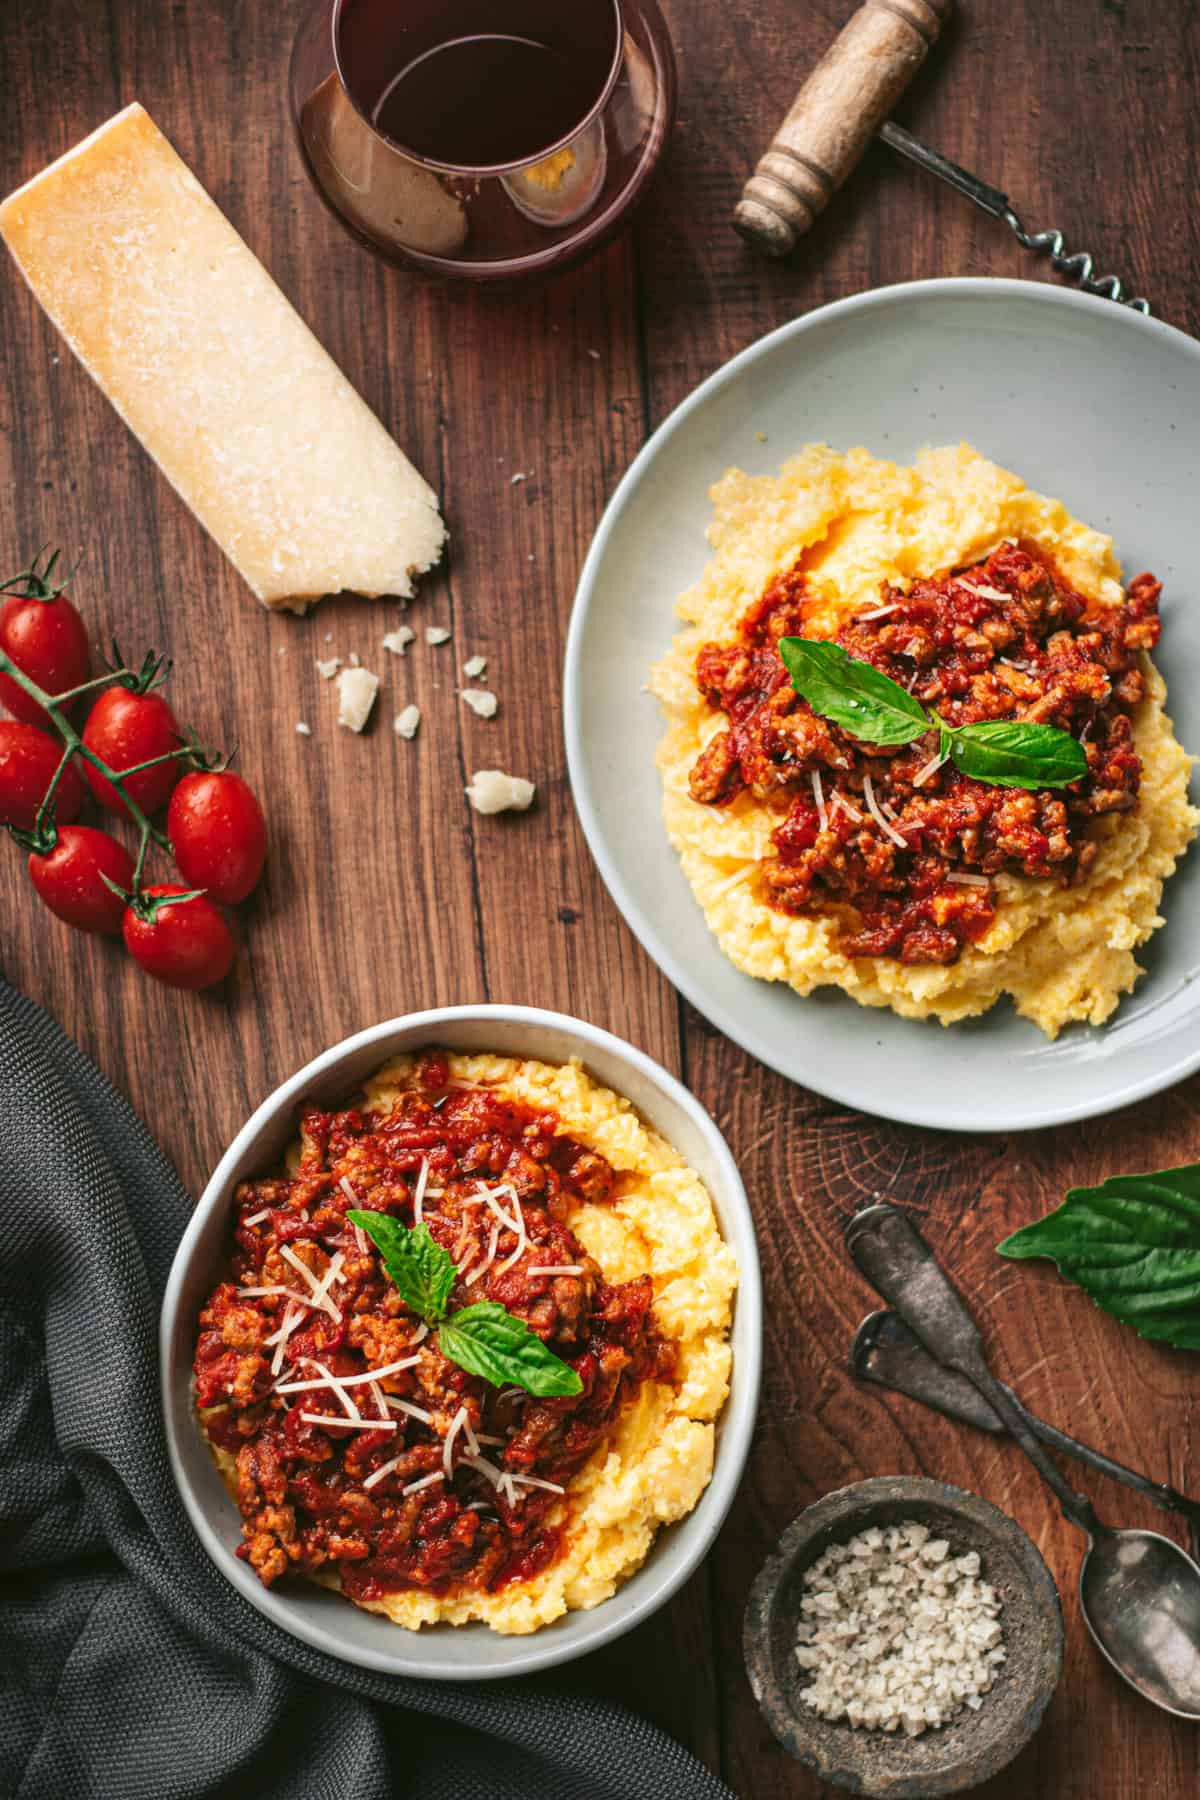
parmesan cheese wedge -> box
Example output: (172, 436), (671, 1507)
(0, 103), (446, 610)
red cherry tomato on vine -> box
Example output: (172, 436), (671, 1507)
(0, 720), (83, 830)
(122, 884), (235, 990)
(0, 586), (91, 726)
(167, 769), (267, 905)
(82, 686), (182, 814)
(28, 825), (135, 935)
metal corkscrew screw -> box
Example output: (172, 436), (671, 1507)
(880, 122), (1151, 313)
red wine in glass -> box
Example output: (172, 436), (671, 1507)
(336, 0), (622, 171)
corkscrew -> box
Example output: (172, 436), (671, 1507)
(879, 123), (1151, 313)
(733, 0), (1151, 315)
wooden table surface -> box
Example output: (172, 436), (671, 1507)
(3, 1), (1198, 1794)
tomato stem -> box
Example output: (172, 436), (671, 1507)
(0, 640), (183, 897)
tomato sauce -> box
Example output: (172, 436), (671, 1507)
(688, 543), (1161, 965)
(193, 1052), (673, 1599)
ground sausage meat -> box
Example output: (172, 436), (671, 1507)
(194, 1052), (674, 1601)
(688, 542), (1162, 964)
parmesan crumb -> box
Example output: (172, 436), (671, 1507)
(336, 666), (379, 733)
(466, 770), (535, 814)
(295, 721), (312, 737)
(383, 626), (416, 656)
(425, 626), (451, 646)
(795, 1521), (1005, 1738)
(315, 657), (341, 679)
(460, 688), (498, 719)
(349, 651), (361, 667)
(394, 705), (421, 740)
(464, 654), (488, 679)
(510, 472), (529, 486)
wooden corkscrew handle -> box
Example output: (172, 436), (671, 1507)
(733, 0), (954, 259)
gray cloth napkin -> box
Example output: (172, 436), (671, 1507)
(0, 979), (734, 1800)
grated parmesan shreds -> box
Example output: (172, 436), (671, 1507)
(305, 1250), (345, 1317)
(443, 1405), (470, 1479)
(830, 790), (865, 824)
(364, 1455), (403, 1492)
(267, 1303), (303, 1376)
(338, 1176), (360, 1205)
(275, 1353), (422, 1393)
(856, 602), (901, 621)
(242, 1208), (270, 1227)
(403, 1471), (447, 1496)
(413, 1158), (430, 1225)
(300, 1413), (396, 1431)
(527, 1265), (583, 1277)
(969, 583), (1010, 602)
(466, 1224), (501, 1286)
(512, 1473), (566, 1495)
(946, 871), (990, 888)
(237, 1283), (321, 1311)
(811, 768), (828, 831)
(296, 1357), (362, 1420)
(708, 862), (754, 902)
(280, 1245), (342, 1321)
(863, 775), (908, 850)
(386, 1397), (435, 1425)
(463, 1452), (504, 1490)
(912, 750), (948, 789)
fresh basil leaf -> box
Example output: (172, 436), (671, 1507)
(779, 638), (930, 747)
(945, 720), (1087, 790)
(998, 1164), (1200, 1349)
(437, 1301), (583, 1397)
(347, 1210), (455, 1325)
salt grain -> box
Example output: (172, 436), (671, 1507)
(794, 1521), (1005, 1738)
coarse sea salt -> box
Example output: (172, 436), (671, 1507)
(794, 1520), (1005, 1738)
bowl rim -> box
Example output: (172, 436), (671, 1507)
(743, 1474), (1064, 1796)
(160, 1002), (762, 1679)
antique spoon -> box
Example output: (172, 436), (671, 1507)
(851, 1308), (1200, 1560)
(845, 1203), (1200, 1718)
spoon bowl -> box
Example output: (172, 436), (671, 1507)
(1081, 1526), (1200, 1717)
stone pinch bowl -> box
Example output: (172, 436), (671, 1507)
(743, 1477), (1064, 1798)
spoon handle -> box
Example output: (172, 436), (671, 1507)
(853, 1309), (1200, 1550)
(845, 1205), (1102, 1537)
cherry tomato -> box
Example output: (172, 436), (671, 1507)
(28, 825), (135, 935)
(82, 686), (182, 814)
(167, 769), (267, 904)
(0, 588), (90, 725)
(0, 720), (83, 830)
(122, 884), (235, 990)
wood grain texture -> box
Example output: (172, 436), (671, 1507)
(2, 0), (1199, 1793)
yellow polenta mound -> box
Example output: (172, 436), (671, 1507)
(336, 1052), (736, 1634)
(649, 443), (1198, 1037)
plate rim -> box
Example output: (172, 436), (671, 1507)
(563, 276), (1200, 1133)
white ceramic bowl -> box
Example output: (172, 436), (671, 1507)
(161, 1005), (762, 1679)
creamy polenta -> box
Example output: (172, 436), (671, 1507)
(200, 1051), (736, 1635)
(649, 443), (1197, 1036)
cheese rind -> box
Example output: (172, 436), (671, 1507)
(0, 103), (446, 609)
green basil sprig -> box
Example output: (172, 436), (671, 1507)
(997, 1164), (1200, 1350)
(778, 637), (1087, 792)
(348, 1208), (583, 1397)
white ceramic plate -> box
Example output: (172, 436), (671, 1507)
(564, 279), (1200, 1133)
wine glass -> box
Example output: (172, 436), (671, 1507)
(288, 0), (677, 280)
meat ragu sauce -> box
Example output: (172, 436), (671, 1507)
(193, 1053), (673, 1601)
(688, 542), (1161, 965)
